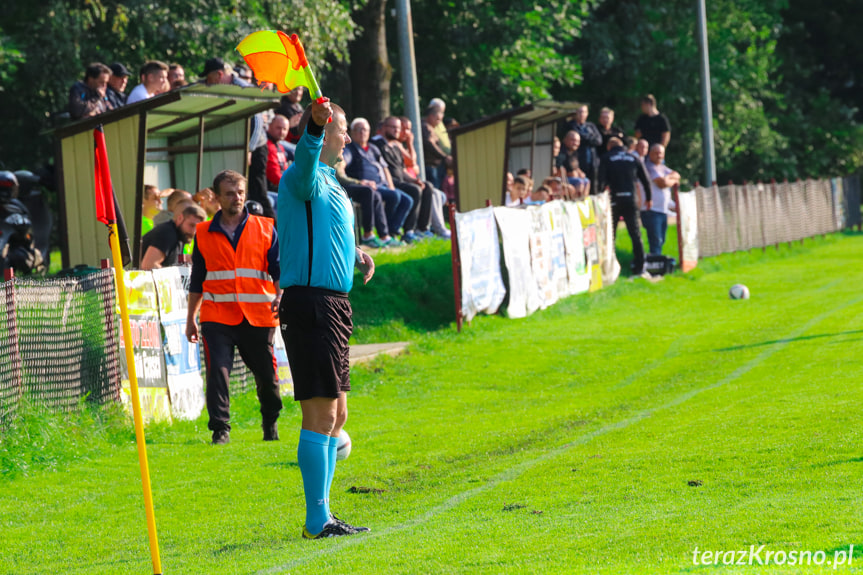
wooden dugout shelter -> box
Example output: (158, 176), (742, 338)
(54, 84), (282, 268)
(448, 100), (583, 212)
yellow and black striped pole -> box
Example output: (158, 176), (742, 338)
(108, 222), (163, 575)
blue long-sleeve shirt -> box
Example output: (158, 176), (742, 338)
(277, 122), (356, 293)
(188, 208), (280, 293)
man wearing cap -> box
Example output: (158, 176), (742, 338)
(106, 63), (130, 109)
(202, 57), (273, 220)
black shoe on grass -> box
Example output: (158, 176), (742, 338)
(211, 429), (230, 445)
(263, 422), (279, 441)
(302, 521), (357, 539)
(330, 513), (370, 533)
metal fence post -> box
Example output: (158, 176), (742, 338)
(448, 203), (463, 333)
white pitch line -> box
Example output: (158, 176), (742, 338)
(258, 292), (862, 574)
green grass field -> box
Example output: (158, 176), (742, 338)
(3, 230), (863, 574)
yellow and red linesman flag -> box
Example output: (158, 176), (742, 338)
(236, 31), (325, 102)
(94, 126), (116, 225)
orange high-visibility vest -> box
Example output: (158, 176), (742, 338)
(196, 215), (278, 327)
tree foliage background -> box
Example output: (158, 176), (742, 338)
(0, 0), (861, 188)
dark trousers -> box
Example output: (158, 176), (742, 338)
(640, 210), (668, 255)
(201, 320), (282, 432)
(396, 181), (431, 232)
(377, 186), (413, 235)
(611, 200), (645, 274)
(248, 145), (276, 219)
(345, 183), (388, 237)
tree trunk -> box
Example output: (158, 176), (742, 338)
(348, 0), (391, 123)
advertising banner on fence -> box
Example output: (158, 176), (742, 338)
(592, 193), (620, 286)
(561, 202), (590, 296)
(494, 207), (540, 319)
(455, 206), (507, 322)
(152, 267), (206, 420)
(677, 190), (699, 272)
(528, 206), (557, 309)
(119, 270), (171, 422)
(546, 202), (570, 300)
(576, 199), (602, 292)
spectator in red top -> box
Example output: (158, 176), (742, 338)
(266, 114), (295, 191)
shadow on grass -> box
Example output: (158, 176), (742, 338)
(350, 252), (455, 336)
(714, 330), (863, 352)
(812, 456), (863, 468)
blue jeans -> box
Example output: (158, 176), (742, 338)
(377, 186), (414, 235)
(640, 210), (668, 255)
(426, 162), (446, 190)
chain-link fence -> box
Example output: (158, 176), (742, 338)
(694, 176), (859, 258)
(0, 269), (121, 426)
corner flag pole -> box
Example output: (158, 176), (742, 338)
(95, 126), (162, 575)
(109, 223), (163, 575)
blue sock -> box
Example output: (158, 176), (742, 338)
(297, 429), (331, 534)
(326, 435), (338, 508)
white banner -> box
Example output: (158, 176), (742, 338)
(561, 202), (590, 296)
(528, 206), (557, 309)
(677, 190), (699, 272)
(455, 206), (507, 322)
(546, 203), (570, 300)
(592, 193), (621, 286)
(494, 207), (540, 319)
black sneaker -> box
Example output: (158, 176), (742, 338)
(330, 513), (370, 533)
(211, 429), (230, 445)
(263, 422), (279, 441)
(302, 521), (358, 539)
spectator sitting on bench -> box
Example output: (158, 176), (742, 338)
(335, 158), (404, 248)
(343, 118), (416, 242)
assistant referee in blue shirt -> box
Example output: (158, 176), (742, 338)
(278, 98), (375, 539)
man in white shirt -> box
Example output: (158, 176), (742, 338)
(642, 144), (680, 255)
(126, 61), (170, 104)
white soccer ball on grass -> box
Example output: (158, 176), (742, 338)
(336, 430), (352, 461)
(729, 284), (750, 300)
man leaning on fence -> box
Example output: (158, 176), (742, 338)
(185, 169), (283, 445)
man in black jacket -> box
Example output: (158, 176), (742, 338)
(598, 138), (653, 277)
(562, 105), (603, 194)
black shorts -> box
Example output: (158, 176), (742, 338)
(279, 286), (352, 401)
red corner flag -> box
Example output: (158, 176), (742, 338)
(94, 125), (116, 225)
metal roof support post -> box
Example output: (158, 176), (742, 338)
(196, 116), (205, 194)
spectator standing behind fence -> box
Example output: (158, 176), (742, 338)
(68, 63), (114, 120)
(140, 203), (206, 270)
(598, 137), (652, 277)
(562, 105), (603, 194)
(168, 63), (187, 89)
(106, 63), (130, 109)
(153, 189), (192, 226)
(642, 143), (680, 255)
(343, 118), (416, 242)
(422, 103), (451, 190)
(277, 99), (375, 539)
(597, 107), (625, 153)
(634, 94), (671, 148)
(277, 86), (305, 144)
(126, 61), (170, 104)
(185, 169), (283, 445)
